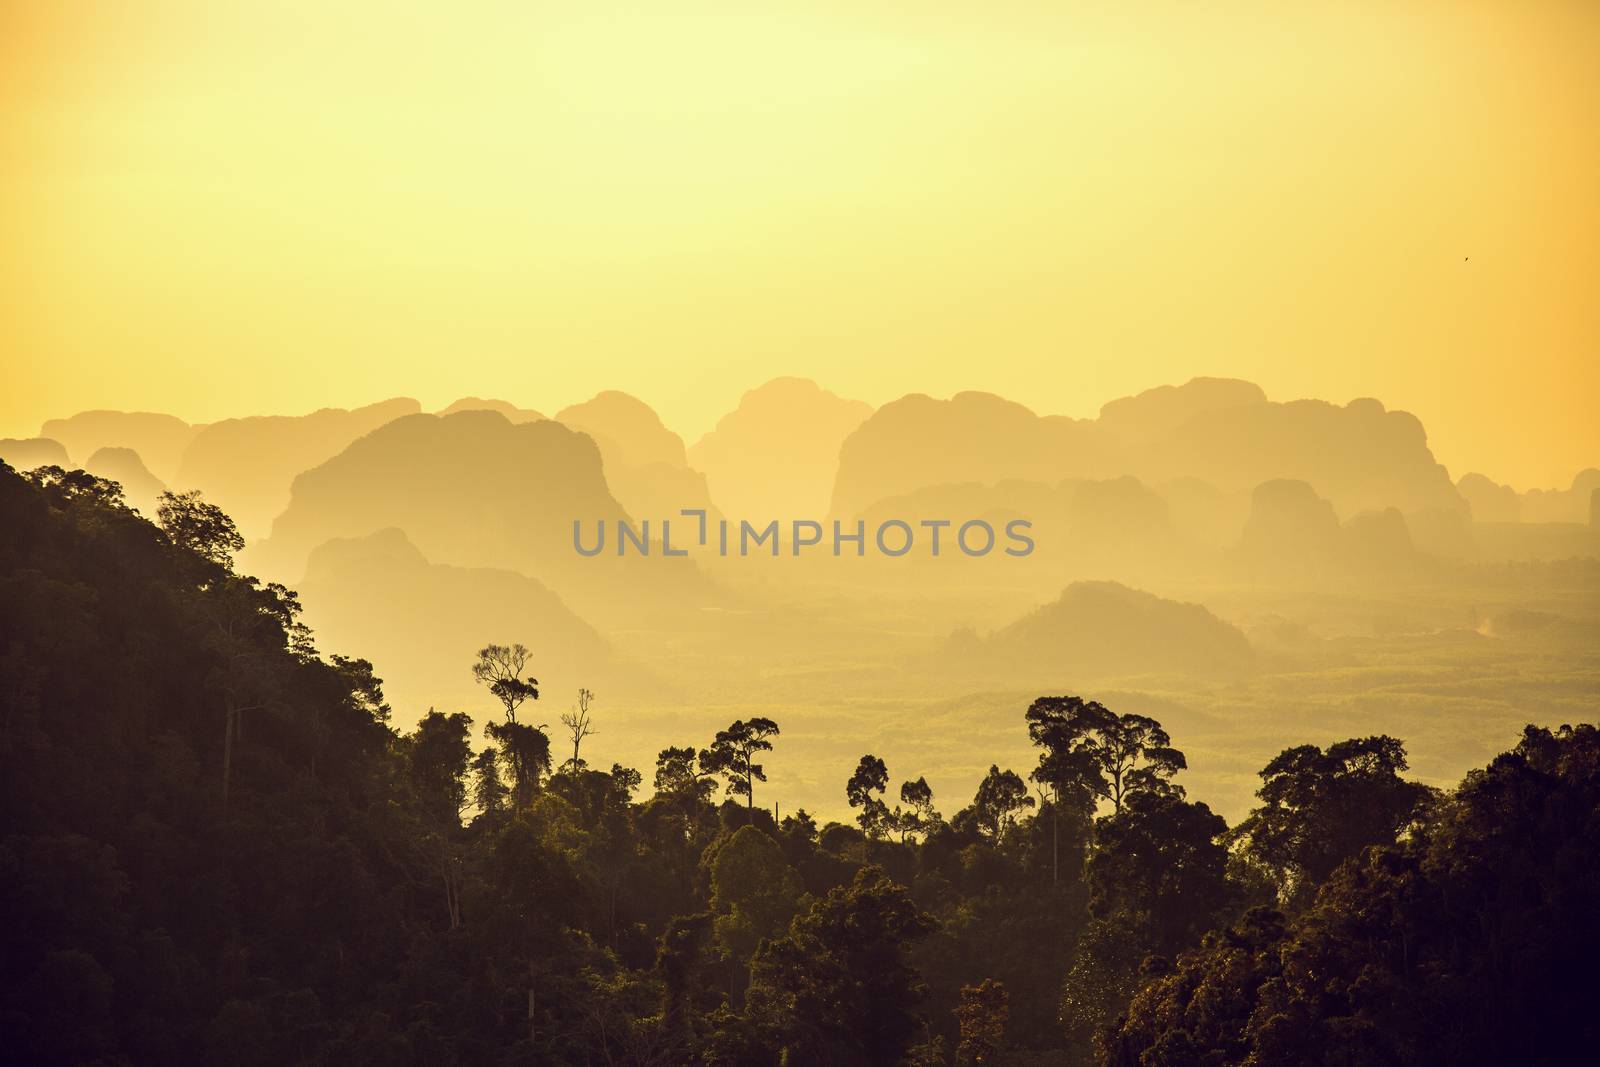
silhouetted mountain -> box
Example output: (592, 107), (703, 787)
(1238, 480), (1342, 580)
(85, 447), (166, 516)
(1340, 507), (1426, 577)
(557, 391), (688, 470)
(832, 392), (1099, 518)
(1096, 377), (1267, 446)
(248, 410), (712, 621)
(690, 378), (873, 519)
(252, 410), (625, 577)
(38, 410), (198, 482)
(1158, 476), (1252, 548)
(1132, 394), (1462, 515)
(1239, 481), (1436, 580)
(1458, 472), (1522, 522)
(299, 528), (645, 721)
(556, 391), (717, 520)
(1457, 469), (1600, 553)
(971, 580), (1253, 679)
(1521, 468), (1600, 524)
(173, 398), (420, 537)
(1067, 476), (1175, 549)
(0, 437), (69, 471)
(437, 396), (546, 423)
(831, 380), (1463, 521)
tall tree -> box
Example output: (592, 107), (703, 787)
(471, 745), (508, 815)
(406, 709), (473, 823)
(1025, 697), (1103, 887)
(1088, 792), (1231, 954)
(654, 746), (716, 809)
(751, 866), (937, 1066)
(710, 826), (804, 970)
(656, 911), (716, 1041)
(609, 763), (642, 801)
(897, 777), (941, 843)
(1227, 735), (1434, 906)
(157, 489), (245, 571)
(1025, 696), (1185, 814)
(847, 755), (892, 838)
(472, 643), (539, 723)
(971, 766), (1035, 840)
(400, 710), (474, 927)
(485, 720), (552, 806)
(703, 718), (780, 817)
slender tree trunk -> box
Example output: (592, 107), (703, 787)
(221, 701), (236, 810)
(1052, 805), (1060, 888)
(527, 962), (537, 1044)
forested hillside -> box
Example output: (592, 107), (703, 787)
(1, 461), (1594, 1065)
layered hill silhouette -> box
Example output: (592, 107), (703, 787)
(832, 391), (1101, 519)
(252, 410), (625, 577)
(1096, 377), (1267, 445)
(174, 398), (420, 535)
(955, 580), (1254, 680)
(38, 410), (198, 482)
(298, 527), (645, 717)
(437, 396), (546, 423)
(1130, 394), (1459, 515)
(25, 378), (1594, 588)
(1237, 479), (1430, 581)
(831, 379), (1463, 521)
(1458, 468), (1600, 525)
(248, 409), (713, 619)
(85, 447), (166, 516)
(555, 391), (717, 521)
(689, 377), (873, 519)
(1457, 472), (1523, 522)
(0, 438), (69, 471)
(0, 438), (166, 514)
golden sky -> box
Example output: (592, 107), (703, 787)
(3, 1), (1596, 490)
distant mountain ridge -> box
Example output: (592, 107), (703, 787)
(556, 391), (718, 521)
(252, 409), (626, 578)
(0, 438), (70, 472)
(958, 580), (1255, 681)
(689, 377), (873, 520)
(831, 379), (1463, 520)
(247, 409), (715, 623)
(85, 447), (166, 516)
(175, 398), (421, 535)
(26, 379), (1595, 553)
(1458, 468), (1600, 525)
(38, 410), (198, 482)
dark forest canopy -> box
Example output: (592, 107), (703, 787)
(0, 461), (1596, 1065)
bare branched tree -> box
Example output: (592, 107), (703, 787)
(560, 688), (597, 772)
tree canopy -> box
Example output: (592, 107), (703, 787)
(0, 459), (1593, 1066)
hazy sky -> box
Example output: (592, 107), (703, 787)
(3, 1), (1596, 490)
